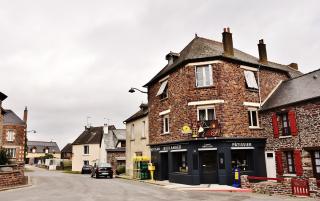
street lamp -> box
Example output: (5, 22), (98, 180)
(128, 87), (147, 94)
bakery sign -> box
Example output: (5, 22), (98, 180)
(231, 142), (252, 147)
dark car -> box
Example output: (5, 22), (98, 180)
(91, 163), (113, 179)
(81, 165), (92, 174)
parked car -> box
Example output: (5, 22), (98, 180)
(91, 163), (113, 179)
(81, 165), (92, 174)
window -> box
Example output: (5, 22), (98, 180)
(141, 121), (146, 138)
(84, 145), (89, 155)
(196, 65), (213, 87)
(6, 148), (16, 158)
(244, 70), (258, 89)
(248, 108), (259, 128)
(135, 152), (142, 157)
(279, 113), (291, 136)
(163, 115), (170, 134)
(172, 151), (188, 173)
(6, 130), (15, 142)
(285, 151), (295, 173)
(314, 151), (320, 175)
(131, 124), (135, 140)
(83, 160), (89, 165)
(32, 148), (36, 153)
(231, 150), (253, 171)
(156, 80), (168, 99)
(197, 106), (215, 121)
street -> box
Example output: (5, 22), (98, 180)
(0, 167), (315, 201)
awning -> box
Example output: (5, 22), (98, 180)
(156, 80), (168, 96)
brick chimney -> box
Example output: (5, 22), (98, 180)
(258, 39), (268, 63)
(23, 106), (28, 123)
(222, 27), (234, 56)
(289, 63), (298, 70)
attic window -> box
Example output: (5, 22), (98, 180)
(244, 71), (258, 89)
(156, 80), (168, 99)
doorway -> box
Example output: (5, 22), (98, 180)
(160, 152), (169, 180)
(265, 151), (276, 178)
(199, 150), (218, 184)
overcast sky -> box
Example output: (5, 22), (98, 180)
(0, 0), (319, 149)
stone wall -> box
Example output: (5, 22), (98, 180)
(2, 124), (26, 162)
(107, 151), (125, 174)
(148, 60), (289, 145)
(0, 163), (26, 189)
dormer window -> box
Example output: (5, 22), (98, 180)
(156, 80), (168, 99)
(196, 65), (213, 87)
(244, 70), (259, 90)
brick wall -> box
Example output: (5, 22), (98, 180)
(148, 61), (289, 145)
(2, 124), (26, 162)
(107, 151), (125, 174)
(0, 163), (26, 189)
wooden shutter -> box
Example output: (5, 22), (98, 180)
(272, 113), (279, 138)
(294, 150), (303, 176)
(288, 110), (298, 136)
(275, 151), (283, 175)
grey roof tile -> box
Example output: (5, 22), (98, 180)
(3, 109), (25, 125)
(27, 141), (60, 153)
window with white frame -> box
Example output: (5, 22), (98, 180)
(163, 115), (170, 134)
(244, 70), (259, 90)
(141, 121), (146, 138)
(131, 124), (135, 139)
(195, 65), (213, 87)
(197, 106), (216, 121)
(83, 160), (89, 165)
(6, 130), (15, 142)
(83, 145), (89, 155)
(248, 108), (259, 128)
(6, 148), (16, 158)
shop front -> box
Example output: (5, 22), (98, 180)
(150, 138), (266, 185)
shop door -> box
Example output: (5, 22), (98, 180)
(312, 151), (320, 179)
(199, 151), (218, 184)
(160, 152), (169, 180)
(265, 151), (276, 178)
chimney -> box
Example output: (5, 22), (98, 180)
(103, 123), (109, 134)
(165, 52), (180, 65)
(23, 106), (28, 123)
(222, 27), (234, 56)
(258, 39), (268, 63)
(288, 63), (298, 70)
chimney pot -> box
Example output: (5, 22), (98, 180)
(258, 39), (268, 63)
(222, 27), (234, 56)
(288, 63), (298, 70)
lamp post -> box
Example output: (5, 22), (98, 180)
(128, 87), (147, 94)
(25, 130), (36, 163)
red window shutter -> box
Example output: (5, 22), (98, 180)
(288, 111), (298, 136)
(272, 113), (279, 138)
(275, 151), (283, 175)
(294, 150), (303, 176)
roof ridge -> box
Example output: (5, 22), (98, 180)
(282, 68), (320, 83)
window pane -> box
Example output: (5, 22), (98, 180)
(244, 71), (258, 89)
(317, 166), (320, 173)
(252, 111), (258, 126)
(204, 66), (210, 86)
(315, 151), (320, 158)
(248, 111), (252, 126)
(196, 67), (204, 87)
(207, 109), (215, 120)
(316, 159), (320, 165)
(199, 109), (206, 121)
(289, 166), (293, 172)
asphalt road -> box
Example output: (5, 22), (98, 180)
(0, 167), (315, 201)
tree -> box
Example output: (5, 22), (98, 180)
(0, 147), (8, 165)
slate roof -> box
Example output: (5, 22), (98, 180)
(104, 126), (126, 150)
(72, 126), (104, 145)
(3, 109), (25, 125)
(261, 68), (320, 111)
(27, 141), (60, 153)
(144, 36), (302, 87)
(61, 143), (72, 153)
(123, 103), (148, 123)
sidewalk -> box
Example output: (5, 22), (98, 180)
(116, 175), (251, 192)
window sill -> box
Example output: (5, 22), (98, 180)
(246, 88), (259, 92)
(160, 97), (168, 101)
(249, 127), (263, 130)
(195, 85), (215, 90)
(279, 135), (292, 139)
(283, 173), (296, 177)
(82, 154), (91, 156)
(130, 139), (135, 141)
(140, 137), (146, 140)
(161, 132), (170, 135)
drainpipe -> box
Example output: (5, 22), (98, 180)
(258, 66), (262, 108)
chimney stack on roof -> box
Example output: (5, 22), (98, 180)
(23, 106), (28, 124)
(165, 51), (180, 65)
(222, 27), (234, 56)
(258, 39), (268, 63)
(288, 63), (299, 70)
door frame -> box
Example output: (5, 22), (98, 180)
(198, 149), (218, 184)
(265, 151), (277, 178)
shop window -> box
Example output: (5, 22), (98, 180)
(231, 150), (253, 171)
(248, 108), (259, 128)
(244, 70), (259, 90)
(285, 151), (295, 174)
(172, 152), (188, 173)
(163, 115), (170, 134)
(195, 65), (213, 87)
(197, 106), (215, 121)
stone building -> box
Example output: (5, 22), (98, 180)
(2, 108), (27, 162)
(124, 103), (149, 178)
(260, 69), (320, 180)
(144, 28), (302, 185)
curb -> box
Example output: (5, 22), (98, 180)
(115, 175), (166, 186)
(0, 176), (32, 192)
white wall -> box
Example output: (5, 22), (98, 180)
(72, 144), (100, 171)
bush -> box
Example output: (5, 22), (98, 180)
(116, 165), (125, 175)
(0, 148), (8, 165)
